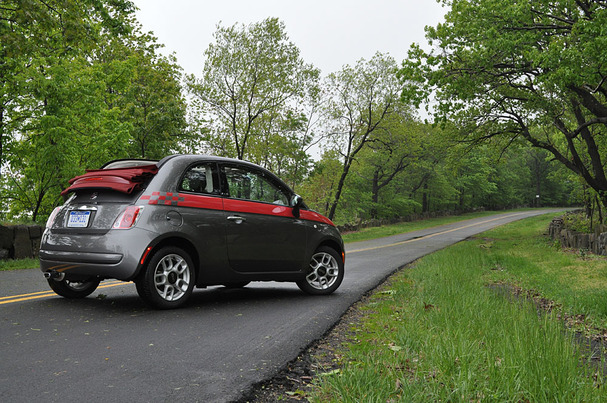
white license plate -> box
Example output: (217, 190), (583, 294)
(68, 211), (91, 228)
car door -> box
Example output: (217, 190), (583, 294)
(221, 163), (308, 272)
(174, 161), (230, 280)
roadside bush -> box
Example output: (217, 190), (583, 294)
(562, 211), (592, 233)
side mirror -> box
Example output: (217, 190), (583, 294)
(291, 194), (303, 218)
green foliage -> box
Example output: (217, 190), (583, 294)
(303, 116), (577, 226)
(562, 211), (593, 233)
(0, 6), (585, 224)
(401, 0), (607, 211)
(0, 1), (187, 222)
(118, 38), (188, 159)
(299, 151), (343, 218)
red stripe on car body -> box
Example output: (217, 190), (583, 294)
(139, 193), (334, 226)
(223, 198), (291, 217)
(223, 198), (335, 226)
(299, 210), (335, 227)
(178, 194), (223, 210)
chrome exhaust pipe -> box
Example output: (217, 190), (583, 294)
(44, 271), (65, 281)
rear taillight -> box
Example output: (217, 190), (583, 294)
(113, 206), (144, 229)
(46, 207), (62, 229)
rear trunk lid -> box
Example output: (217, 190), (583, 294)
(49, 162), (158, 234)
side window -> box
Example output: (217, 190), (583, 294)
(179, 163), (219, 195)
(224, 166), (289, 205)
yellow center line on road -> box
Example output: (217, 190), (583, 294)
(348, 212), (526, 254)
(0, 280), (129, 305)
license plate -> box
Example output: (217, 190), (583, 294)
(68, 211), (91, 228)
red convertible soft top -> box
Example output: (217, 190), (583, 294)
(61, 164), (159, 196)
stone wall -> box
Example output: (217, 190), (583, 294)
(548, 217), (607, 256)
(0, 225), (44, 260)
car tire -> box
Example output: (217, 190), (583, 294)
(47, 277), (101, 299)
(136, 246), (195, 309)
(296, 246), (344, 295)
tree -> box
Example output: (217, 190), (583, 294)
(2, 52), (134, 221)
(450, 147), (498, 210)
(187, 17), (320, 166)
(401, 0), (607, 211)
(299, 151), (344, 217)
(0, 1), (188, 221)
(0, 0), (135, 176)
(323, 53), (403, 220)
(355, 107), (421, 218)
(398, 127), (456, 214)
(100, 30), (188, 159)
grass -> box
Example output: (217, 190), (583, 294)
(341, 208), (533, 243)
(309, 213), (607, 402)
(0, 257), (39, 271)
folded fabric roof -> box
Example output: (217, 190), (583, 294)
(61, 164), (159, 196)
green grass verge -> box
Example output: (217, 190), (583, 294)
(310, 213), (607, 402)
(0, 258), (39, 271)
(341, 208), (533, 243)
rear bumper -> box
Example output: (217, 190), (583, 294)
(39, 227), (155, 281)
(39, 250), (123, 264)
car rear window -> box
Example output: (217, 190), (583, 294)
(179, 163), (221, 195)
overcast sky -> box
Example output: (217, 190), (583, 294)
(132, 0), (447, 77)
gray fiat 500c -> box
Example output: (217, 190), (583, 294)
(40, 155), (345, 309)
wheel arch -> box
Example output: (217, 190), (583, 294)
(316, 238), (345, 263)
(137, 236), (200, 279)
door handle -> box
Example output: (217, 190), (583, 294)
(227, 215), (246, 224)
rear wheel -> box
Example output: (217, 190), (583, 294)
(47, 277), (100, 299)
(136, 246), (195, 309)
(296, 246), (344, 295)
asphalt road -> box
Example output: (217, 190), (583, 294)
(0, 210), (562, 402)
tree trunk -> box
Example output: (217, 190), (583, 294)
(422, 182), (429, 213)
(32, 189), (46, 223)
(370, 171), (380, 218)
(328, 158), (352, 221)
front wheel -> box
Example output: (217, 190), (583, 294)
(47, 277), (100, 299)
(135, 246), (195, 309)
(296, 246), (344, 295)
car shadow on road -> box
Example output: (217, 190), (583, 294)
(33, 283), (314, 315)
